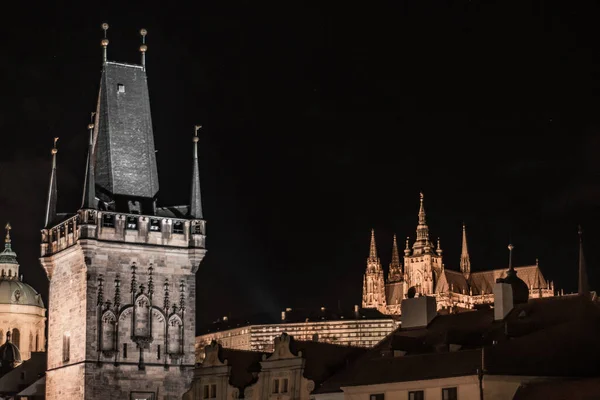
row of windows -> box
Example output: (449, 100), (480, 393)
(371, 388), (457, 400)
(105, 214), (188, 234)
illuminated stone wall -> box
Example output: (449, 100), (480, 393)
(0, 304), (46, 361)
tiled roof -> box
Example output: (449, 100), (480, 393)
(469, 265), (547, 295)
(436, 270), (469, 294)
(513, 377), (600, 400)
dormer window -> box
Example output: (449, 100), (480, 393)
(117, 84), (125, 93)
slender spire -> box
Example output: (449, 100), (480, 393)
(460, 223), (471, 278)
(82, 115), (96, 209)
(436, 237), (443, 256)
(139, 29), (147, 70)
(101, 23), (109, 65)
(578, 225), (590, 297)
(388, 234), (402, 282)
(188, 125), (204, 219)
(44, 137), (59, 228)
(4, 223), (11, 251)
(404, 236), (411, 256)
(368, 229), (378, 262)
(413, 192), (431, 253)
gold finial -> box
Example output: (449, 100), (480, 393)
(5, 223), (11, 243)
(140, 28), (147, 39)
(51, 137), (59, 155)
(420, 192), (424, 200)
(508, 243), (514, 251)
(194, 125), (202, 143)
(102, 23), (109, 34)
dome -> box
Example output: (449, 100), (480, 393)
(0, 247), (17, 265)
(499, 269), (529, 305)
(0, 331), (21, 367)
(0, 278), (44, 308)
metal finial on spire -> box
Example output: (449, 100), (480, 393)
(436, 237), (442, 255)
(189, 125), (203, 219)
(4, 223), (11, 246)
(139, 29), (148, 70)
(44, 137), (59, 228)
(507, 243), (514, 273)
(101, 23), (109, 64)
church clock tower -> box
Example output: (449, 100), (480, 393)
(40, 25), (206, 400)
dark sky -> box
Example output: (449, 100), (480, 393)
(2, 1), (600, 331)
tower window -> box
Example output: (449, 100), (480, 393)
(126, 217), (138, 230)
(150, 219), (161, 232)
(102, 214), (115, 228)
(123, 343), (127, 358)
(173, 221), (184, 234)
(118, 84), (125, 93)
(157, 344), (161, 360)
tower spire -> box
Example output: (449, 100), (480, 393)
(388, 234), (402, 282)
(368, 229), (378, 262)
(44, 137), (59, 228)
(101, 23), (109, 65)
(507, 243), (515, 276)
(578, 225), (590, 297)
(139, 29), (147, 70)
(413, 192), (431, 253)
(189, 125), (203, 219)
(82, 115), (96, 209)
(460, 222), (471, 279)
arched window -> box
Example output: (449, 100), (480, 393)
(35, 333), (39, 351)
(29, 332), (33, 351)
(12, 328), (20, 349)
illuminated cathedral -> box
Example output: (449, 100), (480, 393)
(362, 193), (554, 315)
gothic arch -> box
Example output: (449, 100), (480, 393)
(167, 314), (183, 355)
(133, 294), (151, 338)
(101, 310), (117, 355)
(12, 328), (20, 349)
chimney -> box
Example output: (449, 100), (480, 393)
(494, 281), (513, 320)
(401, 296), (437, 329)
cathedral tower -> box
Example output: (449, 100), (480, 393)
(41, 25), (206, 400)
(362, 230), (386, 311)
(402, 193), (442, 296)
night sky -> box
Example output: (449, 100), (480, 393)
(2, 1), (600, 331)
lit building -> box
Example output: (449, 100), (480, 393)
(40, 24), (206, 400)
(363, 193), (554, 315)
(195, 307), (399, 361)
(0, 223), (46, 362)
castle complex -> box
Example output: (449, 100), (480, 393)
(40, 25), (206, 399)
(363, 193), (555, 315)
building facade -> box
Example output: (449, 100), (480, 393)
(363, 193), (554, 315)
(195, 307), (398, 361)
(41, 26), (206, 400)
(0, 223), (46, 362)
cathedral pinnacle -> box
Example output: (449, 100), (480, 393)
(189, 125), (203, 219)
(368, 229), (378, 263)
(4, 223), (11, 251)
(388, 234), (403, 282)
(578, 225), (590, 297)
(413, 192), (431, 253)
(44, 137), (59, 228)
(82, 115), (96, 209)
(460, 222), (471, 279)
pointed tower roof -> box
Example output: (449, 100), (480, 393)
(189, 125), (203, 219)
(81, 120), (96, 209)
(390, 234), (400, 269)
(412, 192), (431, 254)
(368, 229), (378, 263)
(460, 223), (471, 277)
(93, 25), (158, 202)
(578, 225), (590, 297)
(44, 138), (58, 228)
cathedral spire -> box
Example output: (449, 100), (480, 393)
(82, 117), (96, 209)
(189, 125), (203, 219)
(44, 137), (59, 228)
(413, 192), (431, 253)
(368, 229), (378, 263)
(388, 234), (402, 282)
(578, 225), (590, 297)
(460, 222), (471, 279)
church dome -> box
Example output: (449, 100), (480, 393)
(0, 278), (44, 308)
(0, 331), (22, 367)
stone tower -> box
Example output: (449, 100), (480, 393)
(402, 193), (442, 296)
(40, 25), (206, 400)
(362, 229), (386, 311)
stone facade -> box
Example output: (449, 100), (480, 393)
(363, 193), (555, 315)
